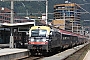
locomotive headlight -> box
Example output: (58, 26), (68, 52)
(31, 38), (34, 42)
(42, 39), (46, 42)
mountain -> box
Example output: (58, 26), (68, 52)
(0, 0), (90, 25)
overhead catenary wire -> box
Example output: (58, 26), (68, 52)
(76, 3), (90, 14)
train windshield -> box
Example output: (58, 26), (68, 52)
(31, 29), (47, 37)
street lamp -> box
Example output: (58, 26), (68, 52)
(77, 24), (78, 34)
(45, 0), (48, 24)
(9, 0), (14, 48)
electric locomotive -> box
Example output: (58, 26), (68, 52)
(28, 26), (50, 54)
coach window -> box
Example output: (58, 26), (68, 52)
(63, 36), (67, 40)
(62, 36), (64, 40)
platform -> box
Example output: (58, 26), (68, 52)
(83, 50), (90, 60)
(0, 48), (29, 60)
(42, 43), (88, 60)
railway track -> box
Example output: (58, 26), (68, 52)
(64, 43), (90, 60)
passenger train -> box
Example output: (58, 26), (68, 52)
(28, 26), (87, 55)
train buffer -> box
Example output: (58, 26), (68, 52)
(0, 48), (29, 60)
(83, 50), (90, 60)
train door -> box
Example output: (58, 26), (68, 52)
(50, 31), (55, 48)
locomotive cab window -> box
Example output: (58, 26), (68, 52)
(31, 29), (47, 37)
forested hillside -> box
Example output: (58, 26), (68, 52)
(0, 0), (90, 25)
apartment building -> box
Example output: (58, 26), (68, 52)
(0, 7), (33, 23)
(53, 2), (81, 33)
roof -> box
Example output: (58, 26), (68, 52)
(59, 29), (84, 38)
(0, 7), (11, 13)
(2, 22), (34, 27)
(60, 30), (72, 35)
(54, 3), (80, 8)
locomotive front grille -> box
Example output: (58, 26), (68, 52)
(30, 45), (48, 49)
